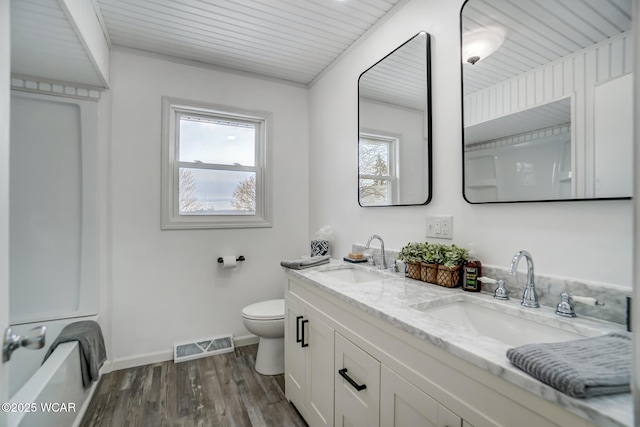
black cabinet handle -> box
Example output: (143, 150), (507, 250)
(295, 316), (303, 343)
(301, 319), (309, 347)
(338, 368), (367, 391)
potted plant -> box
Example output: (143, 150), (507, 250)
(397, 242), (425, 279)
(421, 243), (442, 283)
(436, 245), (469, 287)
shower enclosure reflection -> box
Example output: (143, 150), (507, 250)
(465, 98), (572, 202)
(358, 31), (431, 206)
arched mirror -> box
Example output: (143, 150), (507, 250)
(461, 0), (633, 203)
(358, 31), (432, 207)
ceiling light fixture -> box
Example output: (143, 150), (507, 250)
(462, 28), (505, 65)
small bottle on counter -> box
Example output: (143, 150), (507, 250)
(463, 246), (482, 292)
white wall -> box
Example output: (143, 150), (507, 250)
(1, 0), (11, 415)
(109, 51), (309, 365)
(309, 0), (632, 288)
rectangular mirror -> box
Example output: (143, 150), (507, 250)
(358, 31), (432, 206)
(461, 0), (633, 203)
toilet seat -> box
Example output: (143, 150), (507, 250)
(242, 299), (284, 321)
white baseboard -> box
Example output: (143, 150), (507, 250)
(106, 334), (259, 372)
(234, 334), (259, 347)
(109, 349), (174, 372)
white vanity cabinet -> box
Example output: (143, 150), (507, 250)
(285, 292), (334, 426)
(284, 275), (599, 427)
(286, 278), (468, 427)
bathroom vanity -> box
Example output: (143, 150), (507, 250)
(283, 261), (631, 427)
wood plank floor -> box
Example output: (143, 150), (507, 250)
(80, 344), (307, 427)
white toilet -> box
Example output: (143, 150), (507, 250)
(241, 299), (285, 375)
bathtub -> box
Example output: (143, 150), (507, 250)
(7, 317), (102, 427)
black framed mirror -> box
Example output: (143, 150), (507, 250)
(461, 0), (633, 203)
(358, 31), (432, 207)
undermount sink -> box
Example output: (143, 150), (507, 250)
(411, 300), (589, 347)
(317, 267), (386, 284)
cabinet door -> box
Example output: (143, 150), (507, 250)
(306, 307), (335, 427)
(438, 404), (462, 427)
(380, 366), (461, 427)
(335, 333), (380, 427)
(285, 296), (306, 414)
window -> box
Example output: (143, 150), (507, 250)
(162, 97), (272, 229)
(358, 133), (397, 206)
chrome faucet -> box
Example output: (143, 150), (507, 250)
(365, 235), (387, 269)
(509, 250), (539, 308)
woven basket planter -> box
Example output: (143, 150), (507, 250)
(421, 263), (438, 283)
(406, 262), (422, 280)
(436, 265), (462, 288)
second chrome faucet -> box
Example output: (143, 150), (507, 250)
(509, 250), (539, 308)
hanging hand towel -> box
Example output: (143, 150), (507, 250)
(42, 320), (107, 388)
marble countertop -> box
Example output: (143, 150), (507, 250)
(284, 260), (632, 427)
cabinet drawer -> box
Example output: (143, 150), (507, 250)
(334, 332), (381, 427)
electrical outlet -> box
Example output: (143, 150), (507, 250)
(426, 215), (453, 239)
(434, 217), (441, 234)
(439, 215), (453, 239)
(441, 216), (450, 236)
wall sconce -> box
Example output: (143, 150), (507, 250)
(462, 28), (505, 65)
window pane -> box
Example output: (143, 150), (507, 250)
(359, 178), (390, 205)
(359, 140), (389, 175)
(179, 168), (256, 215)
(179, 116), (255, 166)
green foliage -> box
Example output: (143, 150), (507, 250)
(441, 244), (469, 268)
(424, 243), (443, 264)
(398, 241), (469, 267)
(397, 242), (426, 263)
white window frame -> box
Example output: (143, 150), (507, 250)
(161, 97), (272, 229)
(358, 132), (399, 205)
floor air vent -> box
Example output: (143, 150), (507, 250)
(174, 334), (234, 363)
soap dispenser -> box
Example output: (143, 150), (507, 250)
(463, 245), (482, 292)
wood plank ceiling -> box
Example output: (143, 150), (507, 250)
(11, 0), (107, 87)
(11, 0), (633, 94)
(462, 0), (633, 96)
(358, 32), (428, 111)
(95, 0), (405, 85)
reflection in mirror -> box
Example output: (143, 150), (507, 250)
(461, 0), (633, 203)
(358, 32), (431, 206)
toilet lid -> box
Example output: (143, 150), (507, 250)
(242, 299), (285, 320)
